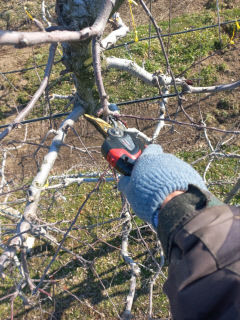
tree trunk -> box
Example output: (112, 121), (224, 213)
(56, 0), (124, 114)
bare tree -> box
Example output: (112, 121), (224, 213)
(0, 0), (239, 318)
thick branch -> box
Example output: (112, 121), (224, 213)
(0, 0), (117, 46)
(28, 106), (84, 202)
(0, 106), (84, 276)
(0, 29), (89, 46)
(107, 57), (240, 96)
(92, 0), (117, 37)
(106, 57), (155, 85)
(101, 12), (129, 50)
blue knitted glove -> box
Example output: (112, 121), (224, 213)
(118, 144), (207, 228)
(108, 103), (120, 112)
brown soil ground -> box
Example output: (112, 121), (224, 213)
(119, 0), (239, 25)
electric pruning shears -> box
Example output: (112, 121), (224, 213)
(84, 114), (148, 176)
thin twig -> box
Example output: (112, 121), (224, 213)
(139, 0), (190, 123)
(119, 114), (240, 134)
(0, 44), (57, 141)
(216, 0), (222, 47)
(121, 196), (140, 319)
(224, 178), (240, 204)
(63, 287), (105, 317)
(33, 175), (105, 295)
(92, 37), (110, 117)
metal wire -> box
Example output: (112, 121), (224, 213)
(0, 112), (70, 129)
(1, 60), (62, 75)
(1, 19), (239, 75)
(1, 18), (239, 129)
(108, 18), (240, 50)
(0, 93), (178, 129)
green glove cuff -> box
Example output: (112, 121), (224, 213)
(157, 184), (223, 260)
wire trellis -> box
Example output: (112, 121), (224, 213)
(0, 1), (239, 319)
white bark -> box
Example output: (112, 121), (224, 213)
(0, 0), (118, 46)
(0, 105), (84, 275)
(41, 0), (52, 27)
(152, 88), (168, 141)
(106, 57), (240, 96)
(106, 57), (156, 86)
(43, 176), (116, 189)
(121, 200), (140, 319)
(0, 30), (89, 46)
(185, 79), (240, 93)
(101, 13), (129, 50)
(106, 57), (186, 88)
(28, 106), (84, 202)
(125, 127), (152, 143)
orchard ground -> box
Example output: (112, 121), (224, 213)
(0, 1), (239, 319)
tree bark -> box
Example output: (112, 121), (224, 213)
(55, 0), (125, 114)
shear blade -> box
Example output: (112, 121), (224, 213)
(84, 114), (113, 138)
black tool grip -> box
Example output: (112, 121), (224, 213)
(101, 129), (143, 175)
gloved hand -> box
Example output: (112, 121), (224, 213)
(118, 144), (207, 228)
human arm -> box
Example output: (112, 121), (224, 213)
(118, 144), (240, 319)
(160, 186), (240, 319)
